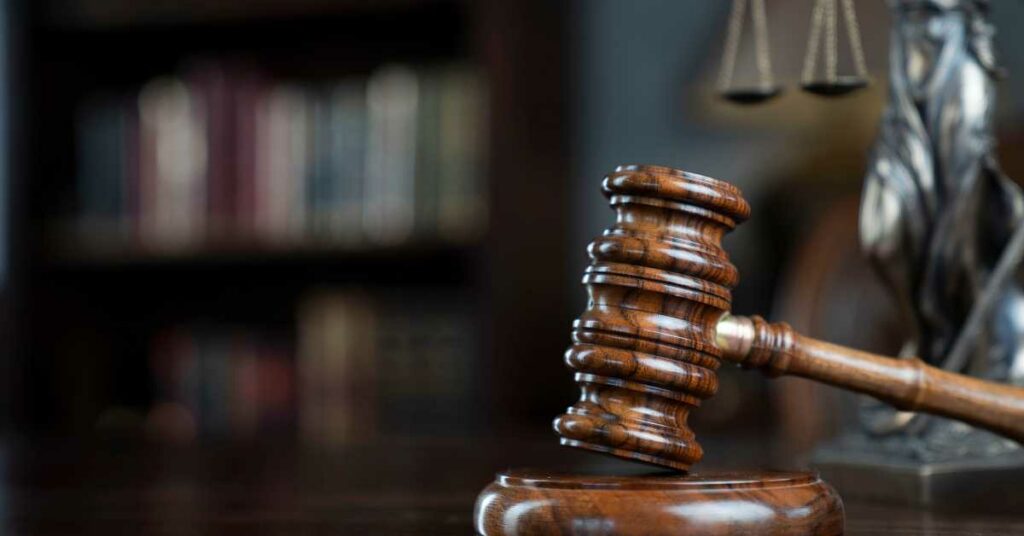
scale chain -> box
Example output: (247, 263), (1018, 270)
(802, 0), (826, 83)
(842, 0), (868, 77)
(718, 0), (748, 91)
(826, 0), (837, 82)
(752, 0), (774, 88)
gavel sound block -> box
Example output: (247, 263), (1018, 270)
(475, 164), (1024, 535)
(475, 165), (842, 536)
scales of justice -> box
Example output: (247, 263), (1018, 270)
(475, 1), (1024, 534)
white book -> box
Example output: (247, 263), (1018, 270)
(254, 86), (298, 244)
(138, 77), (207, 250)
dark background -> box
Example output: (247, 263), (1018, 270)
(3, 0), (1024, 465)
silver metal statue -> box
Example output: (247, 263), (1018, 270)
(858, 0), (1024, 460)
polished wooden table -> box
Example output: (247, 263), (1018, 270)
(1, 437), (1022, 535)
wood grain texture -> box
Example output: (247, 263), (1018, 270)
(556, 163), (1024, 475)
(553, 164), (750, 470)
(474, 469), (844, 536)
(717, 314), (1024, 444)
(4, 439), (1018, 535)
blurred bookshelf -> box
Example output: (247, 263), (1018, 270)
(60, 61), (486, 258)
(10, 0), (571, 441)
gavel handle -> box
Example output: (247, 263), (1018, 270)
(715, 314), (1024, 444)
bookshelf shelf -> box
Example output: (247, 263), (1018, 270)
(12, 0), (570, 441)
(34, 1), (469, 87)
(43, 240), (481, 273)
(43, 0), (462, 30)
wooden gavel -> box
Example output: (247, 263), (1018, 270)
(553, 164), (1024, 471)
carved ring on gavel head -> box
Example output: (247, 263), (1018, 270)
(554, 164), (1024, 472)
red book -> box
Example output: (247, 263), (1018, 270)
(234, 71), (265, 242)
(187, 62), (236, 244)
(258, 342), (295, 433)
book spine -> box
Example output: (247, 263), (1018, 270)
(308, 88), (334, 240)
(414, 69), (441, 238)
(438, 67), (487, 242)
(189, 65), (234, 245)
(288, 88), (311, 241)
(234, 73), (263, 243)
(364, 65), (418, 244)
(327, 79), (367, 243)
(255, 85), (308, 243)
(297, 295), (325, 444)
(374, 294), (476, 434)
(229, 330), (259, 437)
(137, 77), (207, 250)
(297, 292), (378, 445)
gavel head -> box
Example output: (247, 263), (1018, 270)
(553, 164), (751, 471)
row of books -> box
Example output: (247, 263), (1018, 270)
(74, 61), (488, 253)
(145, 290), (478, 442)
(146, 326), (294, 441)
(298, 291), (478, 443)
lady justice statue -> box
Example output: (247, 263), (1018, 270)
(821, 0), (1024, 503)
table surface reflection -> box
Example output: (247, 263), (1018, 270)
(0, 437), (1020, 535)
